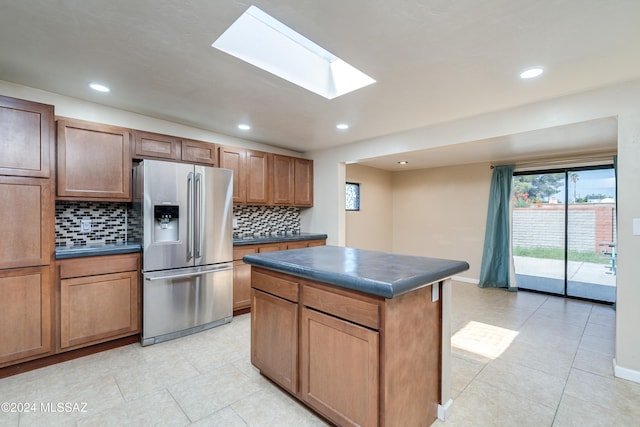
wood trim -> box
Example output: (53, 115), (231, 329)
(59, 253), (139, 279)
(302, 283), (381, 330)
(251, 268), (299, 302)
(0, 335), (138, 380)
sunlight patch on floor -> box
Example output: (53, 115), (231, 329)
(452, 321), (519, 359)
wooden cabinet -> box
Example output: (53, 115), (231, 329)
(250, 267), (443, 427)
(133, 130), (181, 161)
(0, 176), (51, 269)
(0, 266), (53, 367)
(57, 119), (131, 201)
(0, 95), (54, 178)
(233, 240), (324, 312)
(58, 254), (140, 351)
(294, 158), (313, 206)
(271, 154), (294, 205)
(232, 247), (256, 312)
(181, 138), (216, 165)
(133, 131), (216, 166)
(219, 146), (269, 205)
(300, 307), (378, 427)
(271, 155), (313, 206)
(251, 269), (299, 394)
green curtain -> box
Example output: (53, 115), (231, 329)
(478, 165), (515, 288)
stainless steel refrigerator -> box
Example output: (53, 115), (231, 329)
(134, 159), (233, 346)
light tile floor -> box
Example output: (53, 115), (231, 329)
(1, 282), (639, 426)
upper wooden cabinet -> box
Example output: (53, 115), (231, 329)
(133, 130), (181, 161)
(0, 176), (51, 269)
(0, 95), (54, 178)
(271, 154), (313, 207)
(133, 131), (216, 166)
(57, 119), (132, 201)
(218, 146), (269, 205)
(293, 157), (313, 206)
(181, 138), (216, 166)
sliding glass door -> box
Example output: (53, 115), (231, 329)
(512, 166), (616, 302)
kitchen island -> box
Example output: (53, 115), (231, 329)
(243, 245), (469, 427)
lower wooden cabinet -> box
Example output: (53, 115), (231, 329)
(250, 267), (442, 427)
(58, 254), (140, 351)
(251, 289), (298, 393)
(300, 307), (379, 427)
(0, 266), (53, 367)
(233, 239), (325, 313)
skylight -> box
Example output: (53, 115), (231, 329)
(212, 6), (375, 99)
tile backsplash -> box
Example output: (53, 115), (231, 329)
(233, 205), (300, 238)
(56, 201), (301, 246)
(55, 201), (130, 247)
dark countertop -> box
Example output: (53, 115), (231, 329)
(243, 245), (469, 299)
(55, 243), (143, 259)
(233, 233), (327, 246)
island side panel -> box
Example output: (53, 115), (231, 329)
(439, 278), (453, 419)
(380, 282), (442, 427)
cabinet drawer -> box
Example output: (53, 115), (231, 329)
(302, 284), (380, 330)
(252, 269), (298, 302)
(59, 254), (139, 279)
(233, 247), (257, 261)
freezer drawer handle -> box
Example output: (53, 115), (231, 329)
(145, 266), (233, 281)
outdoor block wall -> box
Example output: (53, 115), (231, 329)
(512, 203), (616, 253)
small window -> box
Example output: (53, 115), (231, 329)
(346, 182), (360, 211)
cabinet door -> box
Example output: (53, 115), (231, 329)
(251, 289), (298, 393)
(246, 150), (270, 205)
(0, 95), (54, 178)
(60, 270), (139, 349)
(300, 307), (378, 427)
(271, 154), (294, 205)
(133, 130), (181, 161)
(294, 158), (313, 206)
(233, 260), (252, 311)
(57, 119), (131, 200)
(181, 139), (216, 165)
(307, 239), (326, 247)
(0, 176), (51, 269)
(218, 146), (246, 204)
(0, 266), (52, 366)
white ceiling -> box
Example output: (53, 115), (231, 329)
(1, 1), (638, 169)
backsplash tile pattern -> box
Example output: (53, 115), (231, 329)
(233, 205), (300, 238)
(56, 202), (300, 245)
(55, 201), (128, 247)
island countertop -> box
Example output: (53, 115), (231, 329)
(242, 245), (469, 298)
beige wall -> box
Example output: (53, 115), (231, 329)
(390, 163), (491, 281)
(344, 162), (491, 281)
(345, 164), (393, 251)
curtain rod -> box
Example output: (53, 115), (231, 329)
(490, 153), (615, 170)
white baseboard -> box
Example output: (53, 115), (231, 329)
(613, 359), (640, 384)
(437, 398), (454, 420)
(452, 275), (478, 285)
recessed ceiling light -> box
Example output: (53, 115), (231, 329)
(212, 6), (375, 99)
(238, 124), (251, 130)
(398, 161), (409, 165)
(89, 82), (110, 92)
(520, 67), (544, 79)
(336, 124), (349, 130)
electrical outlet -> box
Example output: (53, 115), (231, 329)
(232, 217), (239, 229)
(80, 219), (92, 233)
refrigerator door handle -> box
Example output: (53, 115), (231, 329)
(187, 171), (194, 260)
(195, 172), (203, 258)
(145, 264), (233, 281)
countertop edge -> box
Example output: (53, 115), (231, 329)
(233, 233), (327, 246)
(55, 244), (143, 260)
(243, 247), (469, 299)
